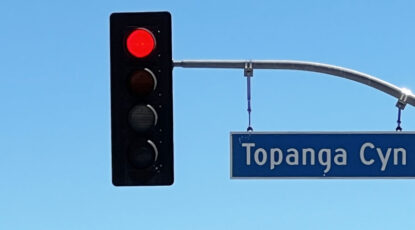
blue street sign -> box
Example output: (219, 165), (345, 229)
(231, 132), (415, 178)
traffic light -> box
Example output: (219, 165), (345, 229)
(110, 12), (173, 186)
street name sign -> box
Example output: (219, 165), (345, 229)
(230, 132), (415, 178)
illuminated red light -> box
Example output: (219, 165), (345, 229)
(126, 28), (156, 58)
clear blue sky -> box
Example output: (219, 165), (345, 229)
(1, 0), (415, 229)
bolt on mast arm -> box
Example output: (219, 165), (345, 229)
(173, 60), (415, 108)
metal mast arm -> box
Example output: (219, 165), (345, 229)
(173, 60), (415, 107)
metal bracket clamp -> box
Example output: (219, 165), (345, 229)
(396, 92), (408, 110)
(244, 61), (253, 77)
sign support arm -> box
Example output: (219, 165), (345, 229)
(173, 60), (415, 108)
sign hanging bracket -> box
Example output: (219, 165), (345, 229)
(395, 93), (408, 131)
(244, 61), (254, 132)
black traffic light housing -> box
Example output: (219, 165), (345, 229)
(110, 12), (173, 186)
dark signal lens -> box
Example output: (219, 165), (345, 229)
(126, 28), (156, 58)
(128, 105), (158, 133)
(130, 69), (157, 96)
(128, 140), (158, 169)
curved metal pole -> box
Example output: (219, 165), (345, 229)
(173, 60), (415, 107)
